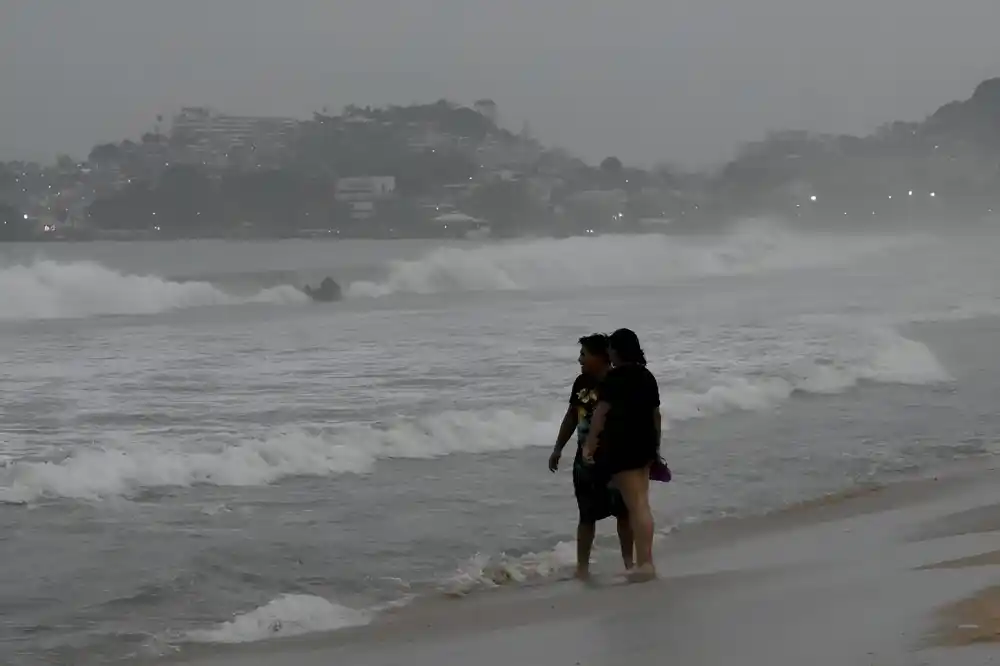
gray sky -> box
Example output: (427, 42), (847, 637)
(2, 0), (998, 167)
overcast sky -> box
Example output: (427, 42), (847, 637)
(2, 0), (998, 167)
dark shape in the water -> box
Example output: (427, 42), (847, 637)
(302, 277), (342, 302)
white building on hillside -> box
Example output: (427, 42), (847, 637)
(170, 107), (300, 167)
(335, 176), (397, 221)
(334, 176), (396, 202)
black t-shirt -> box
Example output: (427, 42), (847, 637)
(598, 364), (660, 449)
(569, 373), (601, 456)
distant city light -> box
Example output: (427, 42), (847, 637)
(930, 192), (936, 197)
(810, 195), (817, 201)
(908, 190), (913, 196)
(22, 214), (28, 220)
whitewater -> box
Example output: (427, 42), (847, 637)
(4, 221), (1000, 665)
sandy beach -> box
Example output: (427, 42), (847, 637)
(143, 459), (1000, 666)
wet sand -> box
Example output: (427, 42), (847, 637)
(158, 459), (1000, 666)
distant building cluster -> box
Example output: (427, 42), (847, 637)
(335, 176), (397, 221)
(170, 107), (299, 169)
(5, 78), (999, 241)
(1, 97), (591, 239)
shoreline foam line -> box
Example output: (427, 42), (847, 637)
(155, 457), (1000, 666)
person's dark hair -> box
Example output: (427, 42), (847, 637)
(578, 333), (610, 361)
(609, 328), (647, 366)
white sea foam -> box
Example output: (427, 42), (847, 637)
(440, 528), (682, 596)
(0, 410), (558, 502)
(0, 259), (306, 321)
(346, 220), (927, 298)
(660, 327), (950, 424)
(0, 328), (949, 504)
(0, 223), (936, 319)
(184, 594), (371, 644)
(442, 540), (578, 596)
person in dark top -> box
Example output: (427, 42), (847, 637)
(582, 328), (661, 582)
(549, 334), (634, 580)
(302, 277), (342, 302)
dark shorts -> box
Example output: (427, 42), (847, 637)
(573, 456), (629, 524)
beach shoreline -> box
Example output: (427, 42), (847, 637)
(141, 455), (1000, 666)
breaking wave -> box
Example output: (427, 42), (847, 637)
(184, 595), (372, 644)
(346, 220), (927, 298)
(0, 260), (306, 321)
(0, 223), (929, 318)
(0, 328), (948, 504)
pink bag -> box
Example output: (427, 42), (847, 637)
(650, 458), (672, 483)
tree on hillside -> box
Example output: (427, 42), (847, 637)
(157, 166), (220, 231)
(468, 179), (546, 233)
(0, 202), (32, 241)
(87, 182), (156, 230)
(0, 164), (16, 191)
(0, 202), (22, 223)
(600, 156), (623, 175)
(220, 169), (313, 232)
(88, 143), (122, 165)
(393, 150), (477, 196)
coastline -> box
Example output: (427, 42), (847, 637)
(147, 456), (1000, 666)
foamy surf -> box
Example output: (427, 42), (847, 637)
(346, 220), (928, 298)
(0, 328), (949, 504)
(0, 224), (935, 319)
(443, 541), (578, 596)
(0, 259), (306, 321)
(0, 409), (559, 503)
(184, 594), (371, 644)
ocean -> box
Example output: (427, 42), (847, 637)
(2, 219), (1000, 665)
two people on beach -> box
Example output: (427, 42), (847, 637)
(548, 328), (662, 583)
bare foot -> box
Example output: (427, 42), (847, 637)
(625, 563), (656, 583)
(574, 567), (591, 581)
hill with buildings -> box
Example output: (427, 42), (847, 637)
(2, 79), (1000, 241)
(707, 77), (1000, 225)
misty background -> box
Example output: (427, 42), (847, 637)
(8, 3), (1000, 665)
(3, 0), (999, 167)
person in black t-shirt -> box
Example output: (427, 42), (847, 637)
(549, 334), (633, 580)
(582, 328), (661, 582)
